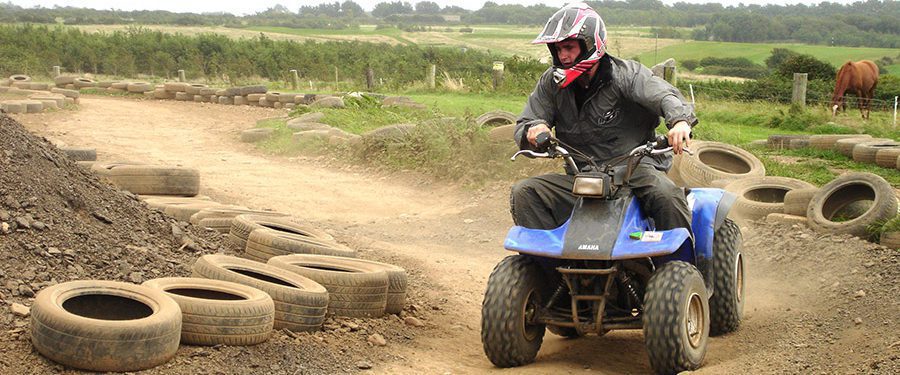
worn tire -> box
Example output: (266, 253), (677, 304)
(92, 163), (200, 196)
(226, 214), (334, 251)
(809, 134), (871, 150)
(345, 258), (408, 314)
(808, 172), (898, 238)
(874, 148), (900, 169)
(245, 228), (356, 261)
(643, 261), (709, 374)
(723, 176), (816, 220)
(60, 147), (97, 162)
(678, 141), (765, 188)
(880, 231), (900, 249)
(767, 134), (808, 150)
(481, 255), (547, 368)
(142, 277), (274, 346)
(765, 213), (808, 225)
(197, 217), (236, 233)
(31, 280), (181, 372)
(788, 138), (809, 150)
(852, 140), (900, 165)
(189, 207), (285, 226)
(164, 202), (225, 222)
(268, 254), (389, 317)
(783, 188), (819, 216)
(836, 137), (888, 157)
(191, 255), (329, 332)
(241, 128), (274, 143)
(709, 219), (744, 336)
(475, 110), (516, 127)
(126, 82), (152, 93)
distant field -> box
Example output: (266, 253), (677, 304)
(637, 41), (900, 74)
(68, 24), (898, 75)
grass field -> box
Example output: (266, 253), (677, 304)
(636, 40), (900, 74)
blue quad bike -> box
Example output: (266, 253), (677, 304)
(481, 133), (745, 374)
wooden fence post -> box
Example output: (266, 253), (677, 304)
(178, 69), (186, 82)
(492, 61), (504, 91)
(663, 66), (677, 85)
(426, 64), (436, 89)
(289, 69), (299, 90)
(792, 73), (808, 107)
(365, 67), (375, 91)
(52, 66), (61, 77)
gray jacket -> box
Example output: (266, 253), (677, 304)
(515, 55), (698, 173)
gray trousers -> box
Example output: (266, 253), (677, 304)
(510, 164), (692, 232)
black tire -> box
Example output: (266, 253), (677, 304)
(268, 254), (389, 317)
(163, 202), (226, 222)
(709, 219), (744, 336)
(31, 280), (182, 372)
(481, 255), (547, 367)
(643, 261), (709, 374)
(191, 254), (329, 332)
(197, 217), (236, 233)
(142, 277), (275, 346)
(836, 137), (889, 157)
(807, 172), (898, 238)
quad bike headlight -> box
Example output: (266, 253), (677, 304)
(573, 175), (610, 198)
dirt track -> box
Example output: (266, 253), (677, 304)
(14, 97), (899, 374)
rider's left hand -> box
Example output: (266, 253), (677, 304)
(667, 121), (692, 155)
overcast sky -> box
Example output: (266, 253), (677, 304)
(5, 0), (865, 15)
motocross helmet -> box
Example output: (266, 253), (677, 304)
(532, 2), (607, 88)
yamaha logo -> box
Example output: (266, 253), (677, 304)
(578, 244), (599, 251)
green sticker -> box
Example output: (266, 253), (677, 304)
(629, 231), (643, 240)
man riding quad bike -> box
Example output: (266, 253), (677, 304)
(480, 3), (744, 374)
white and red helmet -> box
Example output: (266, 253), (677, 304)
(532, 2), (608, 88)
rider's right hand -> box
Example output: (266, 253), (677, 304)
(527, 123), (551, 148)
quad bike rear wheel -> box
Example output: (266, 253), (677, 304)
(710, 218), (744, 335)
(643, 261), (709, 374)
(481, 255), (547, 367)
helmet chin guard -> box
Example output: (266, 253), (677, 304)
(532, 2), (607, 88)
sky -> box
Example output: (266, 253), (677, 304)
(4, 0), (865, 15)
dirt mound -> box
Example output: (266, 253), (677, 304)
(0, 114), (433, 374)
(735, 221), (899, 374)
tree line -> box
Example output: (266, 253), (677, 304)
(0, 1), (896, 48)
(0, 24), (547, 93)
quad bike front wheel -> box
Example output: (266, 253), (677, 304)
(481, 255), (547, 367)
(710, 218), (745, 336)
(643, 261), (710, 374)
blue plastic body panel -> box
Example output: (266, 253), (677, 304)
(504, 188), (727, 263)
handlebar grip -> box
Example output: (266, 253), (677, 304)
(535, 132), (552, 149)
(654, 135), (670, 149)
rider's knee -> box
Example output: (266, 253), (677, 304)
(511, 178), (539, 201)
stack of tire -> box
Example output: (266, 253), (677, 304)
(770, 133), (900, 172)
(223, 214), (409, 317)
(29, 274), (279, 372)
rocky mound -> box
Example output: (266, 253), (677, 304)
(0, 114), (432, 374)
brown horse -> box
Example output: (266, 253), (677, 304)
(831, 60), (879, 119)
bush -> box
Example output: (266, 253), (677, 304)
(702, 65), (767, 79)
(765, 48), (799, 69)
(776, 54), (836, 81)
(681, 59), (699, 71)
(459, 27), (473, 33)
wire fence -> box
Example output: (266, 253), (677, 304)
(687, 84), (899, 112)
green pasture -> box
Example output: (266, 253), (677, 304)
(637, 41), (900, 75)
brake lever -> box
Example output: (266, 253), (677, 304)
(511, 150), (550, 161)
